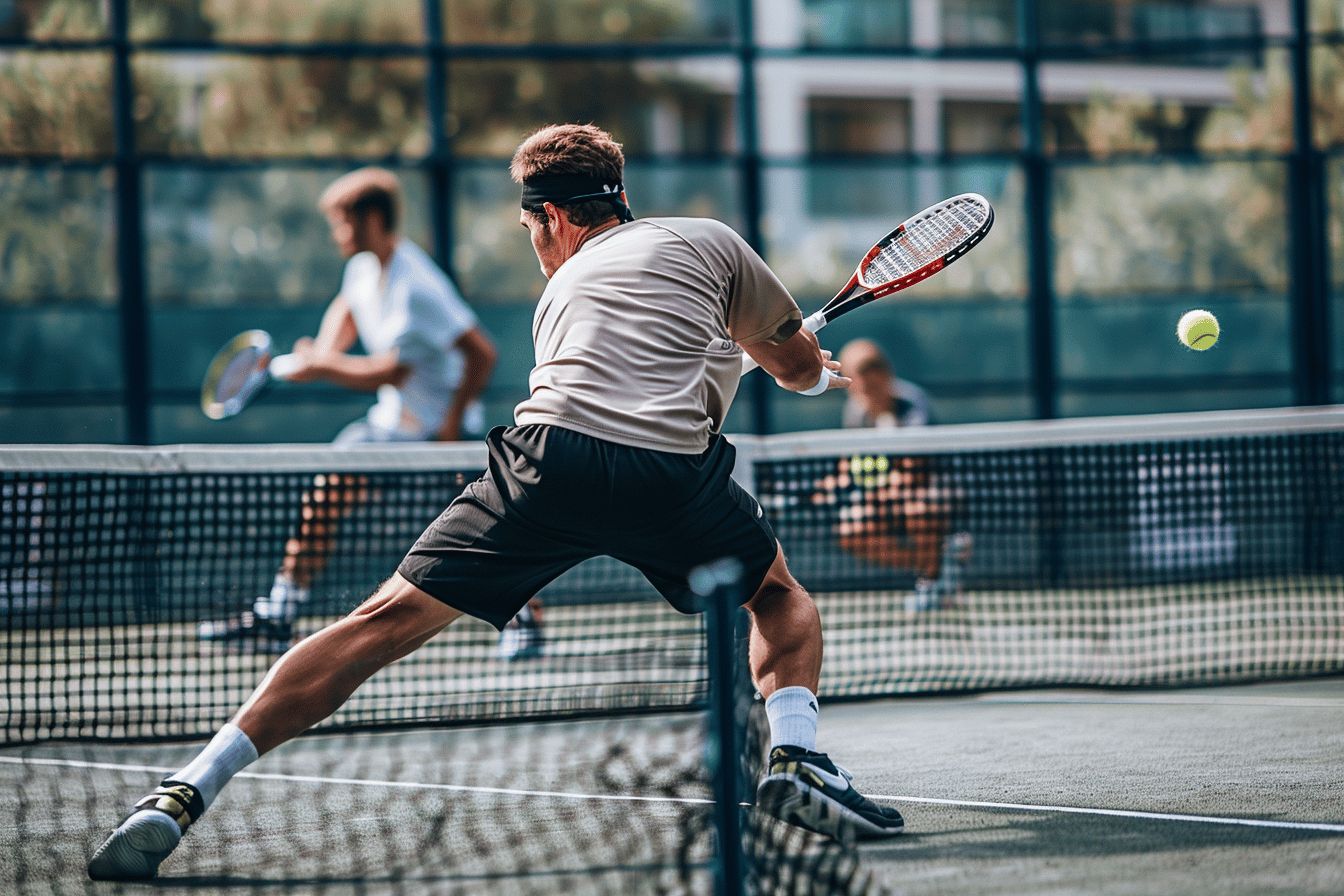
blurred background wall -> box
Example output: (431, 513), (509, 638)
(0, 0), (1340, 444)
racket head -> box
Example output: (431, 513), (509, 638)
(859, 193), (992, 290)
(201, 329), (273, 420)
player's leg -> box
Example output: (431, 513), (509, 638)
(615, 432), (903, 841)
(93, 428), (587, 881)
(198, 471), (371, 652)
(89, 574), (459, 881)
(904, 464), (973, 611)
(744, 546), (905, 839)
(199, 417), (386, 652)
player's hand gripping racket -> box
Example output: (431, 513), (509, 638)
(200, 329), (303, 420)
(741, 192), (994, 375)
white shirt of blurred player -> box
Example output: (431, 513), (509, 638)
(341, 239), (482, 438)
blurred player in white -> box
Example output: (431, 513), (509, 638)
(196, 167), (518, 653)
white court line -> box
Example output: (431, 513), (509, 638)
(973, 693), (1344, 709)
(869, 795), (1344, 833)
(6, 755), (1343, 832)
(0, 756), (713, 806)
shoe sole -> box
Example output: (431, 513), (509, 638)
(757, 775), (904, 841)
(87, 810), (182, 881)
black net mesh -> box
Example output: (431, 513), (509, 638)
(2, 411), (1342, 893)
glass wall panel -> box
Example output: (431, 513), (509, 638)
(130, 0), (425, 43)
(1041, 49), (1291, 155)
(1331, 155), (1343, 402)
(1315, 44), (1344, 150)
(1039, 0), (1276, 47)
(762, 161), (1029, 427)
(1314, 0), (1344, 32)
(801, 0), (910, 48)
(0, 307), (122, 393)
(943, 100), (1020, 152)
(1057, 383), (1294, 418)
(1054, 160), (1292, 416)
(0, 166), (117, 305)
(0, 52), (113, 157)
(0, 0), (106, 39)
(1054, 161), (1289, 299)
(133, 55), (430, 158)
(443, 0), (736, 44)
(940, 0), (1015, 47)
(0, 404), (125, 442)
(447, 59), (736, 156)
(808, 97), (910, 154)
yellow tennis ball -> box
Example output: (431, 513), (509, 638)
(1176, 309), (1219, 351)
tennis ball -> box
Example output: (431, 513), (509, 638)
(1176, 309), (1219, 351)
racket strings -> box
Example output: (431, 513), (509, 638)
(863, 199), (988, 286)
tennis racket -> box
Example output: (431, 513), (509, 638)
(200, 329), (302, 420)
(741, 192), (994, 375)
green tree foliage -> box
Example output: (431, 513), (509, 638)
(0, 52), (114, 155)
(1056, 0), (1344, 299)
(0, 167), (116, 304)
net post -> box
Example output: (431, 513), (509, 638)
(690, 557), (748, 896)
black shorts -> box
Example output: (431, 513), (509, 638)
(397, 424), (779, 629)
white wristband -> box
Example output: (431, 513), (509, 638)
(798, 368), (835, 396)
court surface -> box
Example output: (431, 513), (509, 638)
(2, 676), (1342, 895)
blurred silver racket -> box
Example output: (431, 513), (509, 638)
(200, 329), (302, 420)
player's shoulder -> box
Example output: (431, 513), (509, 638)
(637, 216), (744, 244)
(393, 239), (464, 300)
(344, 250), (381, 277)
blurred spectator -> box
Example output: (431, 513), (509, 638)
(831, 339), (970, 611)
(838, 338), (934, 429)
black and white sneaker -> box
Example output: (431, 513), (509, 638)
(756, 746), (904, 840)
(198, 610), (293, 654)
(87, 780), (203, 881)
(497, 604), (543, 662)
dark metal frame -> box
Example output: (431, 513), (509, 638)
(1, 0), (1336, 441)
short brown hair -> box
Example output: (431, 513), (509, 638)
(839, 339), (893, 376)
(319, 167), (402, 232)
(510, 124), (625, 227)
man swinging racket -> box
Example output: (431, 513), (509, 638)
(88, 124), (904, 881)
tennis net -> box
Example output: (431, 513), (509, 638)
(3, 407), (1343, 745)
(2, 407), (1342, 893)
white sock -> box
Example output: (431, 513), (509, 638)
(171, 723), (259, 810)
(764, 686), (819, 752)
(253, 574), (308, 622)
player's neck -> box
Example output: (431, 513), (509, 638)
(577, 219), (622, 246)
(371, 235), (399, 269)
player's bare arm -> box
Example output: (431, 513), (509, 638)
(312, 294), (358, 354)
(285, 345), (409, 391)
(437, 326), (497, 441)
(742, 326), (850, 393)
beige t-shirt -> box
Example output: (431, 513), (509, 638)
(514, 217), (802, 454)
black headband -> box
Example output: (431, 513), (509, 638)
(521, 173), (634, 223)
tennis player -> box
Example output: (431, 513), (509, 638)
(835, 338), (972, 610)
(192, 168), (549, 660)
(89, 125), (904, 881)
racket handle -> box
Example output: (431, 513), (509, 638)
(738, 310), (828, 377)
(268, 353), (301, 381)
